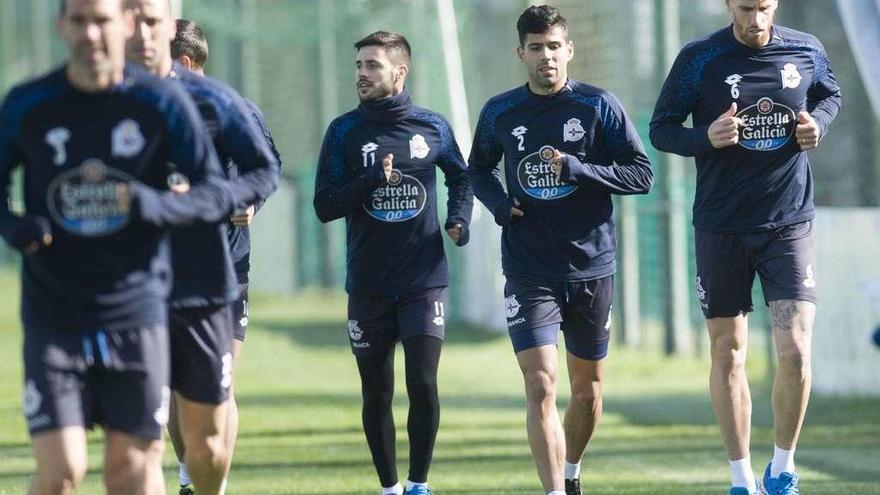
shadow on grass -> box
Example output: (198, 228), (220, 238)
(254, 319), (505, 349)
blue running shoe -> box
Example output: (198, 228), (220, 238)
(729, 487), (758, 495)
(404, 485), (433, 495)
(761, 463), (800, 495)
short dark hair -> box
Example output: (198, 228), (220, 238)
(171, 19), (209, 69)
(516, 5), (569, 46)
(354, 31), (411, 65)
(59, 0), (123, 17)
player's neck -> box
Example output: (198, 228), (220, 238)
(528, 78), (567, 96)
(66, 64), (124, 92)
(156, 57), (174, 79)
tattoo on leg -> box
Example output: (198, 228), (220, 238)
(769, 300), (798, 332)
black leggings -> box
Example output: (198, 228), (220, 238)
(356, 335), (442, 486)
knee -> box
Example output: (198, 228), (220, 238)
(104, 440), (163, 492)
(406, 372), (437, 401)
(186, 434), (227, 469)
(571, 381), (602, 414)
(710, 336), (747, 375)
(524, 369), (556, 404)
(777, 343), (810, 374)
(35, 459), (86, 494)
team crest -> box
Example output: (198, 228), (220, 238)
(802, 264), (816, 288)
(563, 118), (585, 142)
(348, 320), (363, 340)
(45, 127), (71, 166)
(781, 63), (802, 89)
(505, 295), (521, 319)
(22, 380), (42, 417)
(409, 134), (430, 159)
(111, 119), (146, 158)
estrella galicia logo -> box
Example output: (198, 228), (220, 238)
(737, 97), (796, 151)
(46, 159), (133, 236)
(364, 170), (427, 222)
(516, 145), (577, 200)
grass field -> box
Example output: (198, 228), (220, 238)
(0, 268), (878, 494)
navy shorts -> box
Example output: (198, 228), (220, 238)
(232, 282), (249, 342)
(23, 325), (171, 440)
(695, 221), (817, 318)
(346, 287), (447, 357)
(169, 305), (233, 404)
(503, 275), (614, 360)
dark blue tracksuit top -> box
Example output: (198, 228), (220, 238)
(314, 89), (473, 296)
(469, 79), (653, 282)
(0, 65), (233, 332)
(168, 63), (279, 308)
(650, 25), (841, 234)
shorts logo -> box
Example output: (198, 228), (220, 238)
(111, 119), (146, 158)
(563, 118), (585, 142)
(517, 145), (577, 200)
(505, 294), (521, 319)
(22, 380), (42, 418)
(154, 386), (171, 426)
(781, 63), (802, 89)
(605, 304), (613, 330)
(348, 320), (363, 341)
(47, 159), (133, 237)
(736, 97), (796, 151)
(409, 134), (430, 159)
(432, 301), (445, 326)
(364, 172), (427, 222)
(696, 276), (707, 301)
(802, 264), (816, 288)
(45, 127), (71, 166)
(220, 352), (233, 389)
(239, 299), (249, 328)
(166, 171), (191, 192)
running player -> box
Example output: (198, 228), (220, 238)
(650, 1), (841, 493)
(124, 1), (280, 494)
(314, 31), (473, 495)
(0, 0), (234, 492)
(468, 6), (653, 495)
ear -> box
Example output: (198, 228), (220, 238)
(122, 9), (135, 39)
(179, 54), (194, 70)
(395, 64), (409, 84)
(566, 40), (574, 61)
(516, 45), (525, 63)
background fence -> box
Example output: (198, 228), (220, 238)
(1, 0), (878, 367)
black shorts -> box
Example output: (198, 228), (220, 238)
(232, 282), (249, 342)
(22, 325), (170, 440)
(503, 275), (614, 360)
(346, 287), (447, 357)
(695, 220), (817, 318)
(169, 305), (233, 404)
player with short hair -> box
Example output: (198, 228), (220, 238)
(124, 1), (280, 494)
(314, 30), (473, 495)
(169, 17), (283, 494)
(0, 0), (235, 493)
(650, 1), (841, 493)
(468, 5), (653, 495)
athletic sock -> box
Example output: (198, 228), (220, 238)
(564, 460), (581, 480)
(382, 482), (404, 495)
(730, 457), (757, 492)
(770, 444), (796, 477)
(178, 463), (192, 486)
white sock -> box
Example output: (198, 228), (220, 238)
(548, 491), (567, 495)
(406, 480), (428, 490)
(770, 444), (796, 477)
(730, 457), (757, 492)
(382, 483), (403, 495)
(178, 463), (192, 486)
(564, 460), (581, 480)
(219, 478), (228, 495)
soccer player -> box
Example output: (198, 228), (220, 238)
(0, 0), (235, 493)
(649, 1), (841, 494)
(314, 31), (473, 495)
(468, 6), (653, 495)
(124, 1), (280, 494)
(170, 17), (283, 493)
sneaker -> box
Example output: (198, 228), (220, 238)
(729, 487), (758, 495)
(403, 485), (432, 495)
(179, 485), (195, 495)
(760, 463), (799, 495)
(565, 478), (582, 495)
